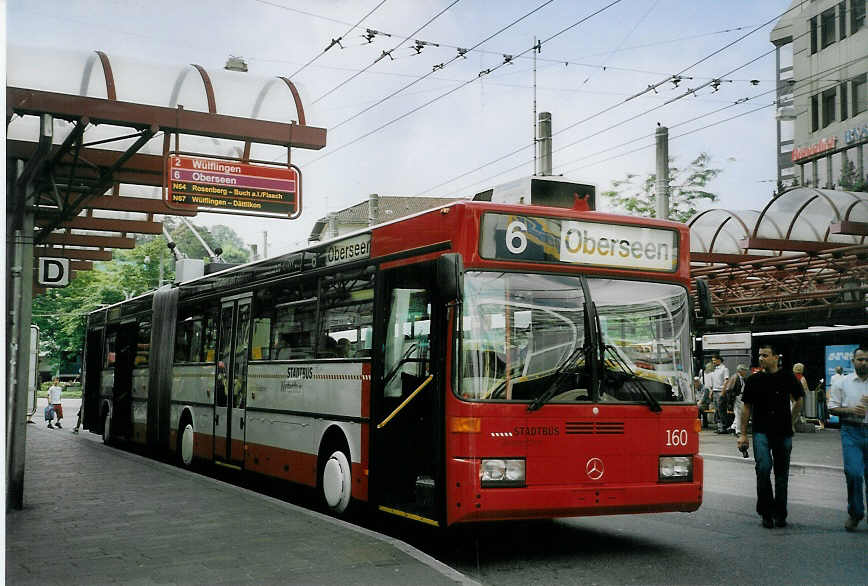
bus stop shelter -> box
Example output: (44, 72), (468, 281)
(6, 49), (327, 510)
(688, 188), (868, 332)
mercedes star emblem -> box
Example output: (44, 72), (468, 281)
(585, 457), (604, 480)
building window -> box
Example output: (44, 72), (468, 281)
(841, 82), (849, 119)
(839, 2), (848, 38)
(811, 94), (820, 132)
(853, 73), (867, 115)
(822, 89), (837, 127)
(821, 8), (837, 48)
(810, 16), (818, 53)
(852, 0), (866, 32)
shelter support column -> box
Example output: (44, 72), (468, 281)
(6, 167), (35, 511)
(825, 154), (833, 189)
(858, 144), (864, 182)
(6, 115), (49, 511)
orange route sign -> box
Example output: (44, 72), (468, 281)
(165, 154), (301, 218)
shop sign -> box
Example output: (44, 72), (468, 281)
(792, 137), (837, 162)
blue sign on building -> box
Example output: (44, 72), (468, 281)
(825, 344), (858, 425)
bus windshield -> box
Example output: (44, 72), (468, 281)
(458, 272), (692, 404)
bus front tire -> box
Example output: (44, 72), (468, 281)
(178, 422), (195, 468)
(320, 448), (352, 515)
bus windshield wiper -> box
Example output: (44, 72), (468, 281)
(602, 344), (662, 412)
(527, 345), (587, 412)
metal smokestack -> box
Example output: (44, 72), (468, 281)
(655, 125), (670, 220)
(368, 193), (379, 227)
(537, 112), (552, 176)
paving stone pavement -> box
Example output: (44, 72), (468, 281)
(7, 400), (476, 585)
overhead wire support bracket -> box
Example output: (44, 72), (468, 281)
(413, 39), (439, 54)
(325, 37), (344, 51)
(375, 49), (394, 64)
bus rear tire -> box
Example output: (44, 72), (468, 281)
(320, 448), (352, 515)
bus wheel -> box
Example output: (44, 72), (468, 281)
(320, 448), (352, 514)
(102, 411), (112, 444)
(178, 422), (195, 468)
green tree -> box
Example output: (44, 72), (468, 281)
(601, 152), (722, 222)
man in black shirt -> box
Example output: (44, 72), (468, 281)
(737, 343), (805, 529)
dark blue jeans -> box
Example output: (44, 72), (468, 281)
(840, 425), (868, 520)
(753, 432), (792, 521)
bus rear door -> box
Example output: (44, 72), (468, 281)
(214, 295), (252, 467)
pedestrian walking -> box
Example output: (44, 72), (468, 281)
(828, 344), (868, 532)
(737, 343), (805, 529)
(695, 377), (711, 428)
(725, 364), (748, 434)
(47, 377), (64, 429)
(709, 355), (730, 434)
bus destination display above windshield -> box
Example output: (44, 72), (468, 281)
(480, 213), (678, 272)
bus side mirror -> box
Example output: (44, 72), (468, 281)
(695, 277), (713, 319)
(437, 253), (463, 302)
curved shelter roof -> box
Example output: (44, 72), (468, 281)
(687, 188), (868, 330)
(7, 47), (326, 289)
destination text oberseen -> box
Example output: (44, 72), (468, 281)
(563, 228), (671, 261)
(192, 171), (237, 185)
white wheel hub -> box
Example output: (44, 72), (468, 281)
(102, 411), (111, 443)
(322, 450), (352, 513)
(180, 424), (194, 466)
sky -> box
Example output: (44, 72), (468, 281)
(6, 0), (792, 256)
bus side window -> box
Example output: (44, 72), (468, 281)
(135, 323), (150, 367)
(104, 332), (117, 368)
(251, 318), (271, 361)
(202, 310), (218, 363)
(271, 279), (317, 360)
(250, 288), (272, 361)
(317, 271), (374, 359)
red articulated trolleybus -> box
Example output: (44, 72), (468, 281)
(82, 177), (703, 527)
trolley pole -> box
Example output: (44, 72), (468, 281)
(655, 125), (670, 220)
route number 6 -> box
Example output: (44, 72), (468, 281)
(505, 220), (528, 254)
(665, 429), (688, 447)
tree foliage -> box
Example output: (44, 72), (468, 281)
(601, 152), (722, 222)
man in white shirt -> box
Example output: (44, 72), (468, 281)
(828, 345), (868, 532)
(47, 377), (64, 429)
(710, 355), (730, 433)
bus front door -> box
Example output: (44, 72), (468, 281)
(214, 296), (251, 467)
(374, 264), (443, 527)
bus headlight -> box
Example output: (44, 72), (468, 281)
(481, 458), (526, 487)
(658, 456), (692, 482)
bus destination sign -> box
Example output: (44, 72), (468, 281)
(166, 155), (301, 218)
(480, 213), (678, 272)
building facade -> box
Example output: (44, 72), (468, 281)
(772, 0), (867, 191)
